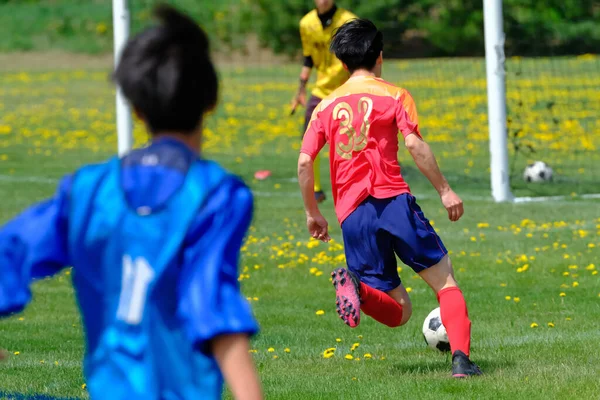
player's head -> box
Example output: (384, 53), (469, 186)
(314, 0), (335, 14)
(113, 5), (218, 135)
(330, 19), (383, 77)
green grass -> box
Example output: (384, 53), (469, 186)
(0, 56), (599, 399)
(0, 1), (244, 53)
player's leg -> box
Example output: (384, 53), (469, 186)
(388, 194), (481, 377)
(385, 284), (412, 326)
(333, 197), (405, 328)
(419, 256), (481, 377)
(303, 95), (325, 203)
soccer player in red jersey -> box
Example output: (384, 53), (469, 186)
(297, 19), (482, 378)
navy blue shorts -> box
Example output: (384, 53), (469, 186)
(341, 194), (448, 292)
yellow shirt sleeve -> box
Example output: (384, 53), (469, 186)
(299, 21), (312, 58)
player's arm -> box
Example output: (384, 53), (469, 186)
(405, 134), (463, 222)
(298, 114), (330, 241)
(0, 176), (71, 317)
(177, 177), (262, 400)
(397, 93), (463, 221)
(291, 22), (313, 114)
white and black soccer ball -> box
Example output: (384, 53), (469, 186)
(523, 161), (553, 183)
(422, 307), (450, 352)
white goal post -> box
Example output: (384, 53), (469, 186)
(113, 0), (133, 156)
(483, 0), (513, 202)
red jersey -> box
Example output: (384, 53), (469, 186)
(300, 75), (421, 224)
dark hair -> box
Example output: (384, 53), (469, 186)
(330, 19), (383, 73)
(113, 5), (218, 134)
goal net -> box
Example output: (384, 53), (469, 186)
(484, 0), (600, 202)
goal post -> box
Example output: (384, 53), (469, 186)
(112, 0), (133, 156)
(483, 0), (513, 202)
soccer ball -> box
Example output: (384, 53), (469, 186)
(523, 161), (553, 183)
(422, 307), (450, 352)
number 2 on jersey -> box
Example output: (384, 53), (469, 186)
(333, 97), (373, 160)
(117, 255), (155, 325)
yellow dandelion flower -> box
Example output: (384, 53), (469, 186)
(565, 317), (572, 321)
(559, 292), (566, 297)
(336, 338), (342, 342)
(530, 322), (538, 328)
(572, 282), (579, 287)
(406, 287), (413, 293)
(586, 264), (595, 271)
(364, 353), (373, 359)
(358, 335), (363, 339)
(593, 271), (598, 276)
(13, 351), (20, 355)
(547, 322), (555, 328)
(513, 297), (520, 303)
(96, 23), (108, 35)
(505, 296), (511, 300)
(284, 348), (291, 353)
(316, 310), (325, 316)
(323, 348), (336, 359)
(345, 354), (354, 360)
(500, 283), (507, 287)
(82, 384), (87, 390)
(267, 347), (275, 352)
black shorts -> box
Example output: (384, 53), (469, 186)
(302, 95), (322, 135)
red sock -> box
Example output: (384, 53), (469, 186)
(359, 282), (403, 327)
(437, 286), (471, 357)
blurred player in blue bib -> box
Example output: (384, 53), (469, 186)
(0, 5), (263, 400)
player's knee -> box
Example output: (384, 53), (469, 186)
(387, 301), (412, 328)
(399, 302), (412, 326)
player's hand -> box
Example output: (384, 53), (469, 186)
(290, 91), (307, 115)
(440, 189), (464, 222)
(307, 213), (330, 242)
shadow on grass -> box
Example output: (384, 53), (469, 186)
(391, 356), (515, 375)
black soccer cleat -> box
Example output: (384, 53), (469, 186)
(451, 350), (482, 378)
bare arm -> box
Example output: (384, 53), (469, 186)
(298, 153), (330, 241)
(291, 66), (312, 115)
(405, 134), (464, 221)
(212, 333), (263, 400)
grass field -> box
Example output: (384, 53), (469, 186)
(0, 55), (599, 400)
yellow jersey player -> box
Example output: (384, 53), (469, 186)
(291, 0), (356, 203)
